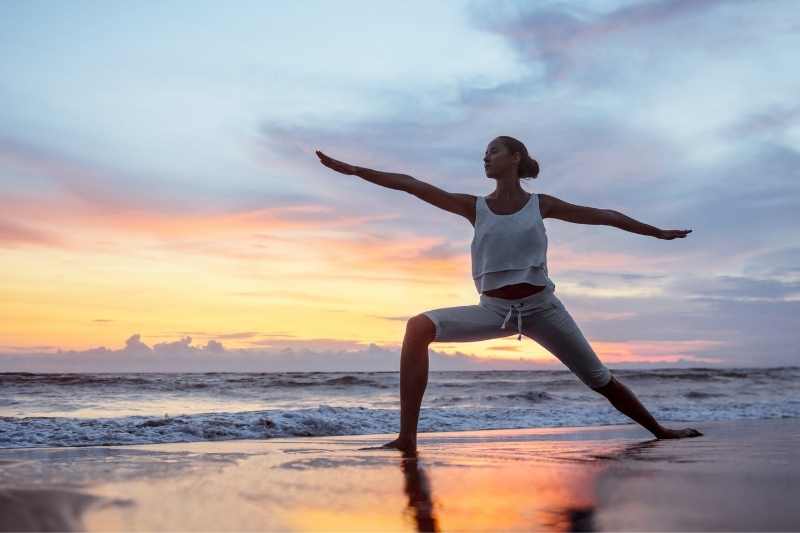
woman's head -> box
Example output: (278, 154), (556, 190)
(483, 136), (540, 181)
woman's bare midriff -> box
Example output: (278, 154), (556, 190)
(482, 283), (546, 300)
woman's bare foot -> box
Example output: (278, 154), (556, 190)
(656, 427), (703, 439)
(381, 436), (417, 452)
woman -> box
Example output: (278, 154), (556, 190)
(316, 136), (703, 452)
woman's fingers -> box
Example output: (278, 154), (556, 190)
(315, 149), (357, 175)
(316, 150), (334, 165)
(659, 229), (692, 240)
(316, 150), (339, 166)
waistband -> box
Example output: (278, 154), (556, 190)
(479, 283), (555, 307)
(479, 284), (557, 341)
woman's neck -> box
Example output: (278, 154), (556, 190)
(491, 180), (527, 200)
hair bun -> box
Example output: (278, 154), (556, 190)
(527, 157), (540, 179)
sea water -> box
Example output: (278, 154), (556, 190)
(1, 367), (798, 448)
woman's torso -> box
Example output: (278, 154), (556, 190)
(472, 193), (548, 300)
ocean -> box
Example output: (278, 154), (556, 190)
(1, 367), (798, 448)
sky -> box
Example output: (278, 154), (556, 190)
(1, 0), (799, 372)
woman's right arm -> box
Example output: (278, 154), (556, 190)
(354, 166), (415, 191)
(316, 150), (474, 222)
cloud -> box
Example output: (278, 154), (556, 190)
(152, 336), (196, 356)
(467, 0), (759, 86)
(1, 136), (400, 251)
(721, 103), (800, 141)
(556, 272), (800, 367)
(456, 0), (799, 185)
(124, 333), (151, 355)
(0, 333), (558, 372)
(0, 217), (64, 248)
(170, 331), (264, 340)
(741, 246), (800, 278)
(0, 136), (159, 212)
(367, 314), (410, 322)
(672, 274), (800, 301)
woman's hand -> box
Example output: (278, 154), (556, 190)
(316, 150), (359, 175)
(656, 228), (692, 240)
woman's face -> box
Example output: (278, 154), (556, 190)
(483, 139), (520, 178)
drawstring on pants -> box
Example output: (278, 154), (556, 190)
(501, 303), (524, 341)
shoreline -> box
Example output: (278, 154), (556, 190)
(0, 415), (755, 451)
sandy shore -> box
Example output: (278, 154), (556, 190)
(0, 418), (797, 532)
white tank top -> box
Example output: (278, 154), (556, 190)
(470, 193), (554, 294)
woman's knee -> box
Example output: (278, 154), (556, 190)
(590, 373), (616, 395)
(406, 314), (436, 344)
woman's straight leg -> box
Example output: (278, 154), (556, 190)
(592, 375), (666, 437)
(523, 294), (702, 439)
(520, 295), (614, 390)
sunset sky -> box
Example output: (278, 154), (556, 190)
(1, 0), (798, 372)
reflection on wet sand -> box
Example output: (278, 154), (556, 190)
(399, 448), (439, 532)
(0, 487), (132, 532)
(385, 437), (665, 532)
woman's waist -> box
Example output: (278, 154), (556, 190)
(482, 283), (547, 299)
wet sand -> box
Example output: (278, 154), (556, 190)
(0, 418), (797, 531)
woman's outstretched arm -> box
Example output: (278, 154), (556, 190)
(315, 150), (474, 221)
(316, 150), (413, 190)
(539, 193), (692, 240)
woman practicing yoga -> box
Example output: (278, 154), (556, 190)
(316, 136), (703, 452)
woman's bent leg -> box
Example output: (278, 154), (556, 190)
(399, 315), (434, 442)
(382, 304), (510, 451)
(382, 314), (435, 451)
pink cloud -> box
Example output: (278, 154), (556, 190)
(593, 339), (727, 364)
(0, 333), (730, 372)
(0, 137), (150, 211)
(0, 218), (64, 248)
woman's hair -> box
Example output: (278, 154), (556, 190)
(496, 136), (540, 180)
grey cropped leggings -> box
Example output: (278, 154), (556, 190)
(422, 286), (613, 389)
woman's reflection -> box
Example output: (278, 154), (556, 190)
(391, 436), (669, 533)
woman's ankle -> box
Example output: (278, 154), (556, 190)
(398, 433), (417, 443)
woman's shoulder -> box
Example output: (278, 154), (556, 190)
(535, 192), (555, 218)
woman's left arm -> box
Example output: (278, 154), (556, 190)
(607, 210), (693, 239)
(539, 193), (692, 240)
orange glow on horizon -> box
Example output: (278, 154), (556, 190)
(2, 191), (723, 365)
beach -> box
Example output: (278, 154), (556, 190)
(1, 417), (797, 532)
